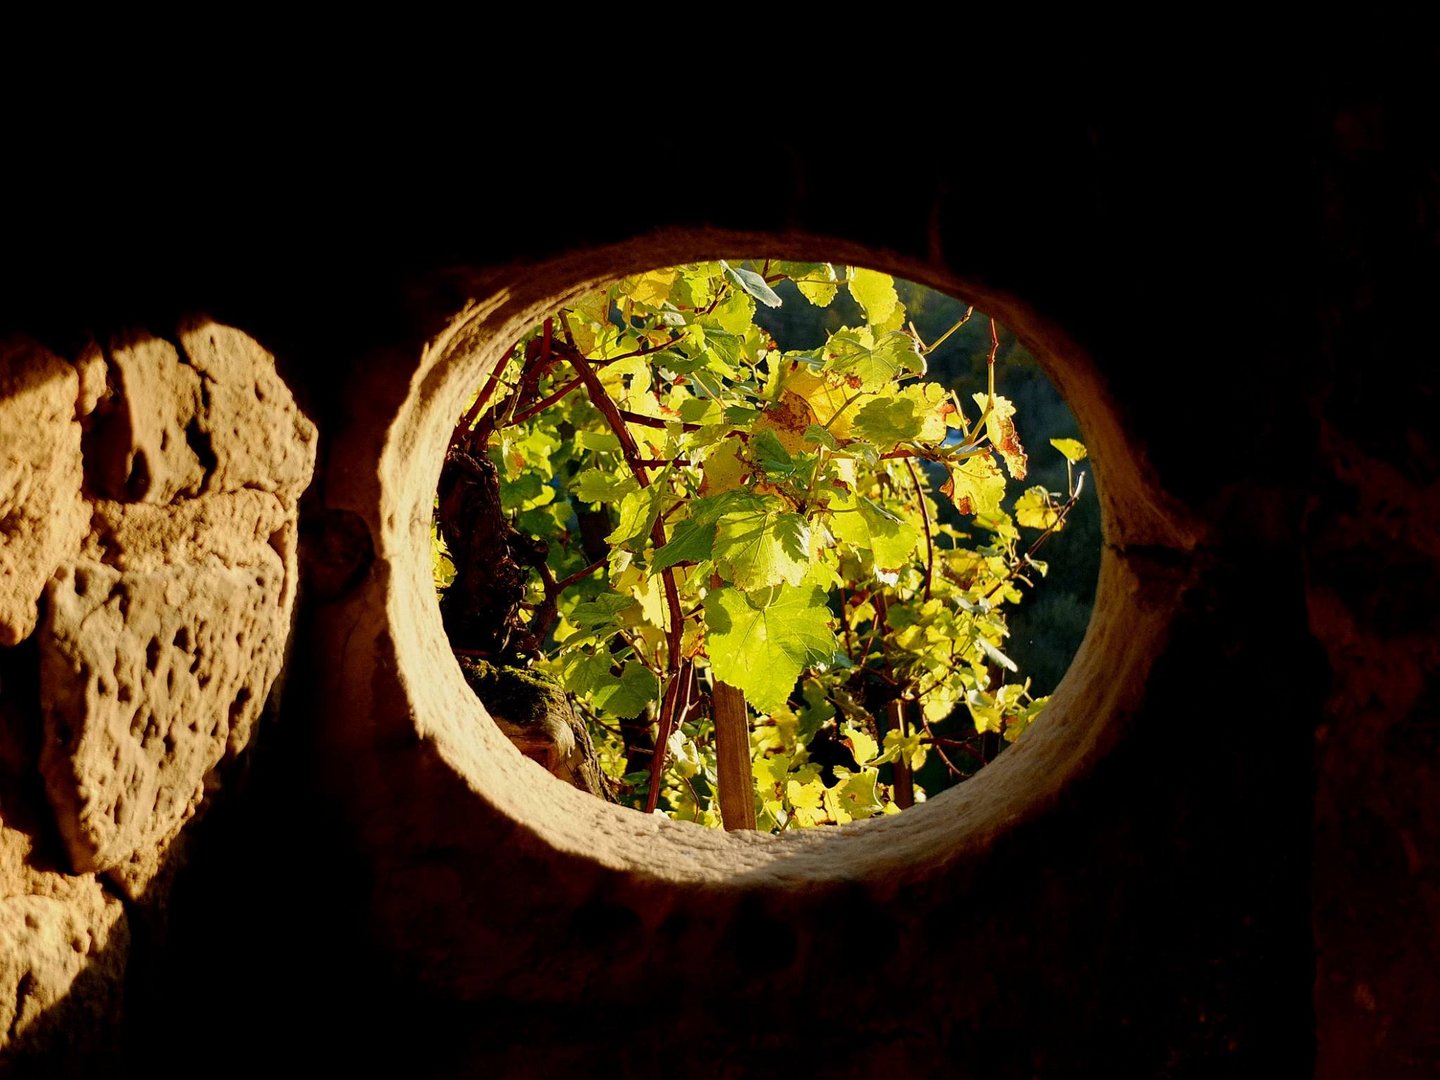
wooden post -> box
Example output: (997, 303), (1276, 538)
(886, 699), (914, 809)
(712, 680), (756, 831)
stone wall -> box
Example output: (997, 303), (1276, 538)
(0, 70), (1434, 1077)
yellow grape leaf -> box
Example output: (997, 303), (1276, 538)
(849, 267), (899, 328)
(787, 777), (826, 827)
(829, 493), (919, 570)
(941, 451), (1006, 517)
(972, 392), (1028, 480)
(1050, 437), (1087, 463)
(882, 728), (929, 772)
(778, 364), (855, 439)
(700, 440), (748, 496)
(833, 769), (886, 821)
(843, 724), (879, 766)
(754, 752), (791, 790)
(622, 268), (678, 307)
(1014, 487), (1064, 531)
(966, 688), (1003, 734)
(795, 270), (839, 308)
(752, 391), (818, 454)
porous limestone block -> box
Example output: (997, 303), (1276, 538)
(0, 888), (126, 1048)
(176, 321), (317, 502)
(0, 341), (87, 646)
(87, 322), (316, 507)
(39, 548), (284, 881)
(89, 334), (207, 504)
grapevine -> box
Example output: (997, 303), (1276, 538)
(434, 261), (1086, 831)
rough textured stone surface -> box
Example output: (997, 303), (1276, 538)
(0, 341), (86, 647)
(86, 334), (206, 504)
(85, 324), (317, 507)
(39, 553), (285, 878)
(0, 887), (127, 1049)
(0, 674), (128, 1067)
(30, 324), (316, 896)
(176, 321), (317, 500)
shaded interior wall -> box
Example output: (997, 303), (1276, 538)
(0, 67), (1434, 1078)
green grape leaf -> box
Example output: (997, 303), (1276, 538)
(712, 290), (757, 335)
(1050, 437), (1088, 463)
(678, 395), (723, 423)
(752, 428), (795, 476)
(724, 403), (763, 426)
(703, 584), (836, 713)
(712, 506), (811, 590)
(720, 261), (783, 309)
(606, 487), (664, 551)
(651, 518), (717, 571)
(568, 592), (635, 631)
(851, 394), (922, 449)
(829, 495), (919, 570)
(592, 661), (658, 719)
(850, 385), (948, 450)
(498, 470), (552, 512)
(576, 430), (622, 453)
(563, 649), (618, 697)
(822, 330), (925, 392)
(793, 264), (840, 307)
(573, 468), (636, 504)
(848, 267), (898, 327)
(803, 424), (840, 450)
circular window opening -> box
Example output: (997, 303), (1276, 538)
(431, 260), (1098, 833)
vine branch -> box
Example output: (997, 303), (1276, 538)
(566, 351), (687, 813)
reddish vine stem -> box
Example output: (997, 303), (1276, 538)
(920, 711), (967, 779)
(903, 458), (934, 602)
(878, 445), (982, 463)
(617, 409), (701, 433)
(529, 552), (611, 642)
(566, 351), (687, 813)
(568, 354), (655, 486)
(452, 363), (507, 450)
(555, 556), (607, 592)
(510, 375), (584, 426)
(645, 659), (693, 814)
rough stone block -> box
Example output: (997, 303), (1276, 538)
(84, 323), (316, 507)
(177, 321), (317, 502)
(0, 889), (126, 1045)
(0, 341), (86, 646)
(87, 335), (207, 505)
(39, 550), (285, 880)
